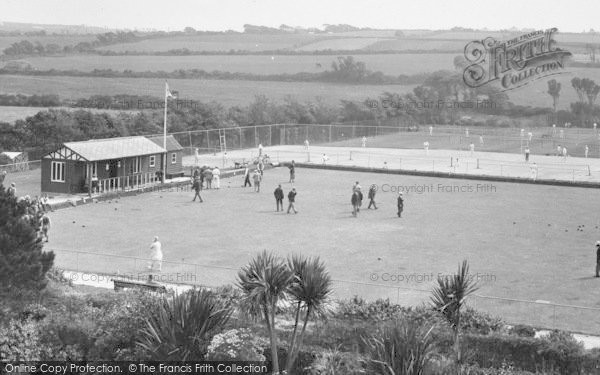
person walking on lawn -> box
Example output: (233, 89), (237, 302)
(192, 177), (203, 202)
(274, 184), (284, 211)
(287, 188), (298, 214)
(397, 192), (404, 218)
(368, 184), (378, 209)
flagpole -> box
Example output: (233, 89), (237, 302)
(163, 82), (168, 184)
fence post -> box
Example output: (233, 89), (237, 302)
(349, 151), (352, 161)
(477, 159), (480, 169)
(329, 125), (332, 143)
(270, 125), (273, 146)
(588, 165), (591, 176)
(432, 160), (435, 171)
(572, 169), (575, 182)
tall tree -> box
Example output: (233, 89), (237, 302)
(0, 183), (54, 293)
(430, 260), (478, 372)
(237, 251), (293, 374)
(547, 79), (561, 112)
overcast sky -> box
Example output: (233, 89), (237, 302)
(2, 0), (598, 32)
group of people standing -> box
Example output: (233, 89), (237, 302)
(351, 182), (403, 218)
(191, 165), (221, 203)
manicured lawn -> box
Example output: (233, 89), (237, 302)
(46, 166), (600, 332)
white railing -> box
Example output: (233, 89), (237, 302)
(97, 172), (158, 193)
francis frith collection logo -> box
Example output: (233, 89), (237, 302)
(463, 28), (571, 91)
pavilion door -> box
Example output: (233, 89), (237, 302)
(108, 160), (119, 178)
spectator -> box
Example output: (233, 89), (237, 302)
(289, 160), (295, 183)
(212, 166), (221, 189)
(243, 164), (252, 187)
(528, 132), (533, 141)
(361, 136), (367, 148)
(257, 158), (265, 176)
(192, 177), (203, 202)
(258, 143), (263, 156)
(351, 190), (360, 217)
(322, 153), (329, 165)
(596, 241), (600, 278)
(40, 214), (51, 242)
(479, 135), (484, 145)
(287, 188), (298, 214)
(0, 170), (6, 185)
(423, 141), (430, 155)
(397, 192), (404, 218)
(585, 145), (589, 158)
(148, 236), (163, 279)
(368, 184), (378, 209)
(194, 148), (200, 165)
(203, 167), (213, 189)
(562, 146), (568, 160)
(7, 182), (16, 196)
(530, 163), (538, 181)
(469, 143), (475, 156)
(304, 139), (310, 150)
(429, 126), (433, 136)
(274, 184), (284, 211)
(524, 147), (530, 162)
(253, 169), (262, 192)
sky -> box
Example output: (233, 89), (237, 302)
(1, 0), (598, 33)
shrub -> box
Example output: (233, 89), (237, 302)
(362, 318), (436, 375)
(464, 331), (597, 374)
(0, 319), (42, 361)
(309, 348), (365, 374)
(207, 328), (268, 361)
(88, 291), (160, 360)
(335, 296), (405, 321)
(460, 307), (504, 335)
(508, 325), (535, 338)
(137, 288), (232, 360)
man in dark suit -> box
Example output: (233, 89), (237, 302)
(192, 177), (203, 203)
(274, 184), (284, 211)
(287, 188), (298, 214)
(596, 241), (600, 277)
(397, 192), (404, 218)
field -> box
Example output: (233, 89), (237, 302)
(95, 33), (323, 53)
(9, 53), (457, 75)
(43, 165), (600, 333)
(0, 105), (138, 124)
(0, 74), (416, 106)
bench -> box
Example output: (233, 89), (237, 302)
(113, 278), (167, 292)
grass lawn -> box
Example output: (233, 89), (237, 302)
(45, 166), (600, 332)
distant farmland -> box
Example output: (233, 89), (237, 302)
(95, 33), (323, 53)
(0, 74), (417, 106)
(0, 105), (138, 124)
(12, 53), (457, 75)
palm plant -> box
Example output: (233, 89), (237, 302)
(136, 288), (232, 361)
(430, 260), (478, 369)
(285, 254), (333, 374)
(362, 318), (435, 375)
(237, 250), (293, 374)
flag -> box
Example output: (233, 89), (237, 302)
(165, 82), (178, 99)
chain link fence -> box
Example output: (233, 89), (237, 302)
(148, 124), (600, 159)
(50, 248), (600, 335)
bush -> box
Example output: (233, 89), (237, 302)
(335, 296), (405, 321)
(362, 318), (436, 375)
(309, 348), (365, 374)
(508, 325), (536, 338)
(464, 331), (597, 374)
(0, 319), (42, 361)
(460, 307), (504, 335)
(88, 291), (160, 361)
(207, 328), (268, 361)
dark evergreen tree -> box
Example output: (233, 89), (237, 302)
(0, 183), (54, 292)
